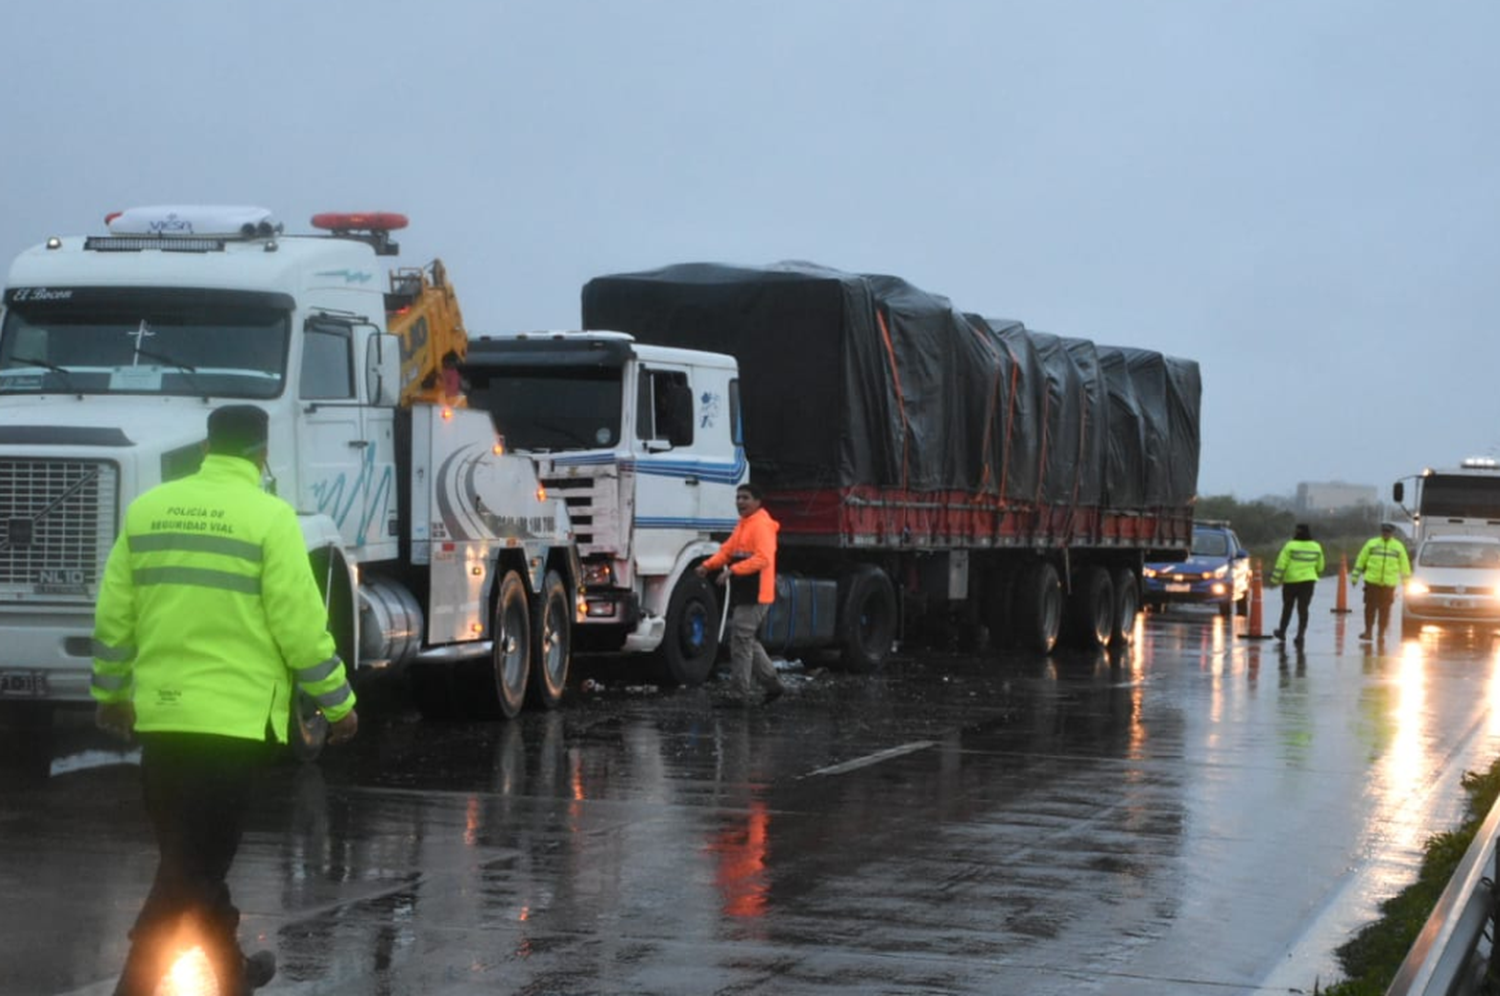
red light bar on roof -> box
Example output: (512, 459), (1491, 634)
(310, 212), (409, 232)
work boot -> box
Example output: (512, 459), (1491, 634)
(762, 682), (786, 705)
(1357, 631), (1372, 642)
(1294, 635), (1305, 650)
(1272, 629), (1285, 643)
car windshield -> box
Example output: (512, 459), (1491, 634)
(1191, 531), (1229, 557)
(0, 286), (291, 399)
(1418, 541), (1500, 569)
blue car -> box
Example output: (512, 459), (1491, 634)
(1143, 521), (1251, 617)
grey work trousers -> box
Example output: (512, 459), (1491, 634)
(728, 602), (782, 700)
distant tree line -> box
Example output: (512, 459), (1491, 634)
(1194, 495), (1385, 574)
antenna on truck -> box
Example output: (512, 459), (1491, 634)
(310, 211), (408, 256)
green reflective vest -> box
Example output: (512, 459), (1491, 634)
(1271, 539), (1325, 585)
(1353, 536), (1412, 588)
(91, 454), (354, 742)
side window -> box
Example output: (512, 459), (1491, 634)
(729, 378), (743, 447)
(637, 369), (694, 447)
(301, 322), (354, 400)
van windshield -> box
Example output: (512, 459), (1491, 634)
(0, 286), (291, 399)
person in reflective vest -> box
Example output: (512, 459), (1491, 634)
(696, 481), (788, 705)
(1350, 522), (1412, 644)
(1269, 523), (1325, 649)
(91, 405), (358, 996)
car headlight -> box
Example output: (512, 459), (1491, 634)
(1406, 579), (1429, 596)
(1143, 567), (1158, 578)
(1212, 564), (1228, 578)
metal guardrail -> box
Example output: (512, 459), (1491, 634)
(1385, 788), (1500, 996)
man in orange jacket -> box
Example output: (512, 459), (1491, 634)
(696, 482), (787, 705)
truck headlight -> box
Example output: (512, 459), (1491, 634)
(1406, 579), (1429, 597)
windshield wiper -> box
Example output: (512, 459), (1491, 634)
(4, 354), (75, 388)
(130, 346), (209, 395)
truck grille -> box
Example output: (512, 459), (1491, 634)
(0, 459), (118, 601)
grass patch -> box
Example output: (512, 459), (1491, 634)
(1319, 758), (1500, 994)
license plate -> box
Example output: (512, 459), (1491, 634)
(1449, 599), (1470, 609)
(1165, 583), (1191, 593)
(0, 670), (48, 699)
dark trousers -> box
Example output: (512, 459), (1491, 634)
(114, 733), (269, 996)
(1362, 583), (1397, 638)
(1277, 581), (1315, 639)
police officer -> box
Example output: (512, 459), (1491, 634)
(1350, 522), (1412, 644)
(92, 405), (358, 996)
(1269, 522), (1325, 649)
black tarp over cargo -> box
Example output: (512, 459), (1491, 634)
(581, 261), (1200, 523)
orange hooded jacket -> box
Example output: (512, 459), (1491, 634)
(702, 506), (779, 604)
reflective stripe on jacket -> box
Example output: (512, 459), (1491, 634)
(1271, 539), (1325, 585)
(91, 454), (354, 742)
(1352, 536), (1412, 588)
(702, 507), (780, 604)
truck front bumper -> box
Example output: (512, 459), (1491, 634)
(0, 610), (96, 703)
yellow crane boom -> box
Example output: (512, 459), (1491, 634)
(385, 259), (469, 406)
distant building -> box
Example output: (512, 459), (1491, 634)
(1295, 481), (1378, 515)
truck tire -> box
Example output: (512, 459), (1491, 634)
(492, 570), (532, 719)
(1109, 568), (1140, 647)
(1065, 565), (1114, 649)
(528, 569), (571, 710)
(1016, 560), (1062, 655)
(838, 566), (898, 673)
(655, 571), (720, 686)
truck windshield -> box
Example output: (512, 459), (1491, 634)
(467, 366), (623, 452)
(0, 286), (291, 399)
(1420, 475), (1500, 521)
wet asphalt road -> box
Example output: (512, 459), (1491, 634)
(6, 603), (1500, 996)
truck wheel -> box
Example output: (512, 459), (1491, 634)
(1236, 592), (1250, 617)
(838, 566), (897, 673)
(492, 570), (532, 719)
(655, 571), (720, 686)
(287, 690), (328, 764)
(1066, 565), (1114, 649)
(1218, 596), (1234, 618)
(1109, 568), (1140, 647)
(1016, 561), (1062, 655)
(528, 569), (571, 710)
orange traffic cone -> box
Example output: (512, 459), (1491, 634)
(1242, 558), (1271, 639)
(1331, 553), (1351, 614)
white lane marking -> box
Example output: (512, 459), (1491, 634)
(804, 740), (937, 777)
(50, 748), (139, 776)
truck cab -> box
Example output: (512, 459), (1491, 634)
(462, 331), (743, 684)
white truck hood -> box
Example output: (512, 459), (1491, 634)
(0, 396), (210, 456)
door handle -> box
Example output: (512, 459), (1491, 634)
(684, 476), (700, 486)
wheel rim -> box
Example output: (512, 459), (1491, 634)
(679, 600), (709, 658)
(499, 601), (526, 690)
(541, 593), (566, 686)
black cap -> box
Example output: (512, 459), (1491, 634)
(207, 405), (268, 459)
(1380, 522), (1396, 533)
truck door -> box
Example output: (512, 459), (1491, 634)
(298, 318), (395, 553)
(635, 364), (738, 531)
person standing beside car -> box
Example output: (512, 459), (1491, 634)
(91, 405), (358, 996)
(1350, 522), (1412, 644)
(1270, 523), (1324, 648)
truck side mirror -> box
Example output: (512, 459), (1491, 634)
(367, 332), (402, 407)
(1392, 481), (1404, 504)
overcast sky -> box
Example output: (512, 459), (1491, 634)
(3, 1), (1496, 501)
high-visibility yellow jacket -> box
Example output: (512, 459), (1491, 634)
(1271, 539), (1325, 585)
(91, 454), (355, 742)
(1352, 536), (1412, 588)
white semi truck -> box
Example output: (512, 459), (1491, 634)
(0, 206), (578, 751)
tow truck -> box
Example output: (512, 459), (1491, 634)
(0, 206), (579, 753)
